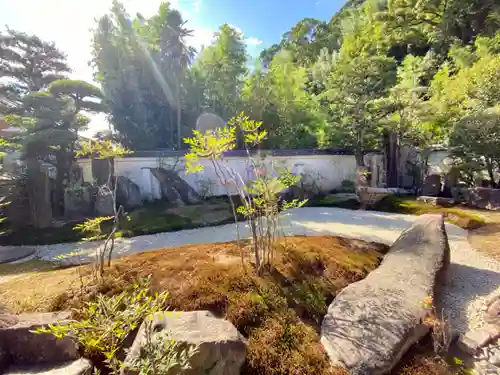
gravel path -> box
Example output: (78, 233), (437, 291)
(9, 207), (500, 334)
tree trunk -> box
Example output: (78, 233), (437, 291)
(176, 84), (182, 149)
(487, 159), (496, 188)
(355, 147), (365, 167)
(385, 131), (399, 188)
(54, 148), (71, 217)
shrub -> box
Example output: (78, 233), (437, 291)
(127, 314), (197, 375)
(338, 179), (356, 193)
(185, 112), (307, 274)
(33, 277), (169, 373)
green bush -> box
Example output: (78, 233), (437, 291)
(338, 180), (356, 193)
(372, 196), (486, 230)
(33, 277), (170, 373)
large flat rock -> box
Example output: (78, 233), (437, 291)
(321, 214), (450, 375)
(122, 310), (246, 375)
(0, 312), (80, 372)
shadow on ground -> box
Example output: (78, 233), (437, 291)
(442, 263), (500, 331)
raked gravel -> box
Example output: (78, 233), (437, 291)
(7, 207), (500, 335)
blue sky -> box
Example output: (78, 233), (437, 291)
(0, 0), (346, 133)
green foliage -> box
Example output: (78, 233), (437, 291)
(33, 277), (169, 374)
(187, 24), (248, 122)
(73, 216), (114, 241)
(426, 34), (500, 184)
(184, 127), (236, 173)
(77, 139), (131, 159)
(128, 317), (197, 375)
(339, 180), (356, 193)
(92, 1), (193, 149)
(185, 113), (307, 274)
(322, 53), (397, 162)
(242, 51), (323, 149)
(87, 0), (500, 157)
(0, 28), (70, 113)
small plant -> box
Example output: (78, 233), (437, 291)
(339, 179), (356, 193)
(128, 315), (197, 375)
(422, 296), (452, 355)
(33, 277), (168, 374)
(185, 112), (307, 274)
(75, 139), (131, 276)
(195, 177), (216, 199)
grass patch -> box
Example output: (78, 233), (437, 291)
(309, 195), (361, 210)
(308, 194), (486, 230)
(0, 236), (387, 375)
(0, 259), (61, 277)
(373, 196), (486, 230)
(0, 201), (233, 246)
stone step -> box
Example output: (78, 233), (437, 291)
(0, 312), (81, 373)
(4, 359), (92, 375)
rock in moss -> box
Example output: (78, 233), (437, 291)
(122, 311), (246, 375)
(320, 214), (450, 375)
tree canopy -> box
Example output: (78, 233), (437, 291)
(5, 0), (500, 175)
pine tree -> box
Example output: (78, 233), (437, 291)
(0, 28), (70, 114)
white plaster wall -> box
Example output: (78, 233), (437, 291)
(87, 154), (357, 200)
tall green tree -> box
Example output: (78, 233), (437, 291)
(323, 54), (396, 165)
(0, 28), (70, 115)
(429, 34), (500, 185)
(189, 24), (247, 120)
(92, 1), (190, 150)
(376, 53), (439, 147)
(137, 3), (196, 147)
(22, 79), (106, 214)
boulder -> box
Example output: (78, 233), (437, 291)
(357, 187), (393, 208)
(451, 186), (470, 203)
(485, 297), (500, 326)
(122, 310), (246, 375)
(468, 188), (500, 210)
(0, 312), (80, 371)
(116, 176), (142, 210)
(64, 186), (93, 218)
(422, 174), (442, 196)
(320, 214), (450, 375)
(457, 325), (500, 355)
(95, 189), (114, 216)
(4, 359), (92, 375)
(148, 168), (201, 205)
(417, 196), (455, 207)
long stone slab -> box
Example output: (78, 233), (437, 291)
(320, 214), (450, 375)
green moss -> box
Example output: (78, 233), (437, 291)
(372, 196), (486, 230)
(308, 196), (361, 209)
(0, 201), (235, 246)
(120, 212), (192, 237)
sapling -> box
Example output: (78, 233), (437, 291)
(75, 139), (131, 276)
(185, 112), (306, 274)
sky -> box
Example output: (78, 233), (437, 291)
(0, 0), (346, 135)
